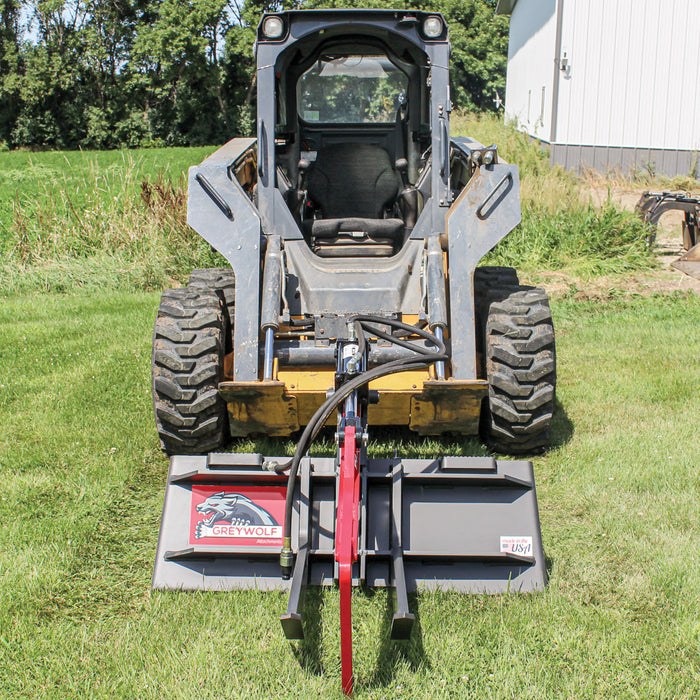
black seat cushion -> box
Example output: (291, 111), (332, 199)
(311, 217), (404, 241)
(307, 143), (402, 219)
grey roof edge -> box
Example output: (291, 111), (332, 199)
(495, 0), (518, 14)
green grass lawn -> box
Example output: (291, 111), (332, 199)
(0, 147), (213, 238)
(1, 290), (699, 698)
(0, 147), (222, 295)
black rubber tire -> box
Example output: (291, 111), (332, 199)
(474, 266), (520, 332)
(152, 287), (228, 456)
(479, 285), (556, 455)
(188, 268), (235, 328)
(474, 265), (519, 291)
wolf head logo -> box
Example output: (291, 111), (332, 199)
(195, 492), (278, 528)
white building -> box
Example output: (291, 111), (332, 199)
(495, 0), (700, 177)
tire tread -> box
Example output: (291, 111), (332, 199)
(152, 287), (228, 455)
(478, 281), (557, 455)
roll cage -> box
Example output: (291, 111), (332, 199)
(254, 9), (452, 240)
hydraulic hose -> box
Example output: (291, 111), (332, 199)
(280, 315), (448, 578)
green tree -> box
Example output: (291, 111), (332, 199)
(129, 0), (235, 145)
(0, 0), (22, 146)
(1, 0), (508, 149)
(12, 0), (88, 147)
(435, 0), (508, 111)
(80, 0), (144, 147)
(223, 0), (287, 136)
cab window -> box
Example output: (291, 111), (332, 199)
(297, 55), (407, 124)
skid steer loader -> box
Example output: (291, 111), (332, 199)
(151, 9), (555, 695)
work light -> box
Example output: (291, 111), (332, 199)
(262, 16), (284, 39)
(422, 16), (443, 39)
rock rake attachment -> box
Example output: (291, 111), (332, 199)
(153, 319), (546, 695)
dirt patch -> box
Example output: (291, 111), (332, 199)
(526, 268), (700, 301)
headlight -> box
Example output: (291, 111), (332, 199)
(422, 16), (443, 39)
(482, 150), (495, 165)
(262, 16), (284, 40)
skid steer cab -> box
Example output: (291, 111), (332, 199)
(151, 9), (554, 696)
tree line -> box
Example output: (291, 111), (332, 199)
(0, 0), (508, 150)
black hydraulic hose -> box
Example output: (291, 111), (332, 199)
(352, 315), (445, 350)
(354, 315), (445, 358)
(279, 316), (448, 578)
(364, 325), (436, 355)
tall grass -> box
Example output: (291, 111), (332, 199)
(488, 202), (654, 276)
(0, 122), (659, 295)
(452, 113), (657, 278)
(0, 150), (223, 294)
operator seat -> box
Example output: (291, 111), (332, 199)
(305, 143), (405, 257)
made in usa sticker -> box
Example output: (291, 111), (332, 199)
(500, 536), (533, 557)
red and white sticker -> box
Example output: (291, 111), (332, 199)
(500, 536), (533, 557)
(189, 484), (286, 547)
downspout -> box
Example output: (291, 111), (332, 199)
(550, 0), (565, 144)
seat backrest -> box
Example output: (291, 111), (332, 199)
(307, 143), (401, 219)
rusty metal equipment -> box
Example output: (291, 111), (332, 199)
(636, 190), (700, 279)
(150, 9), (555, 695)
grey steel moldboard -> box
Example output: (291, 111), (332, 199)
(152, 453), (546, 594)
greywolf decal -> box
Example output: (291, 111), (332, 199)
(195, 491), (279, 539)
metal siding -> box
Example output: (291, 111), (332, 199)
(593, 1), (608, 147)
(629, 0), (700, 152)
(557, 0), (590, 145)
(605, 0), (631, 149)
(618, 0), (646, 150)
(580, 145), (595, 170)
(505, 0), (700, 166)
(551, 144), (696, 177)
(605, 147), (623, 172)
(680, 0), (700, 156)
(555, 0), (571, 142)
(558, 0), (700, 152)
(620, 147), (636, 173)
(662, 1), (685, 150)
(604, 0), (637, 145)
(592, 146), (608, 173)
(502, 0), (557, 140)
(648, 2), (673, 149)
(579, 0), (604, 146)
(659, 151), (676, 176)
